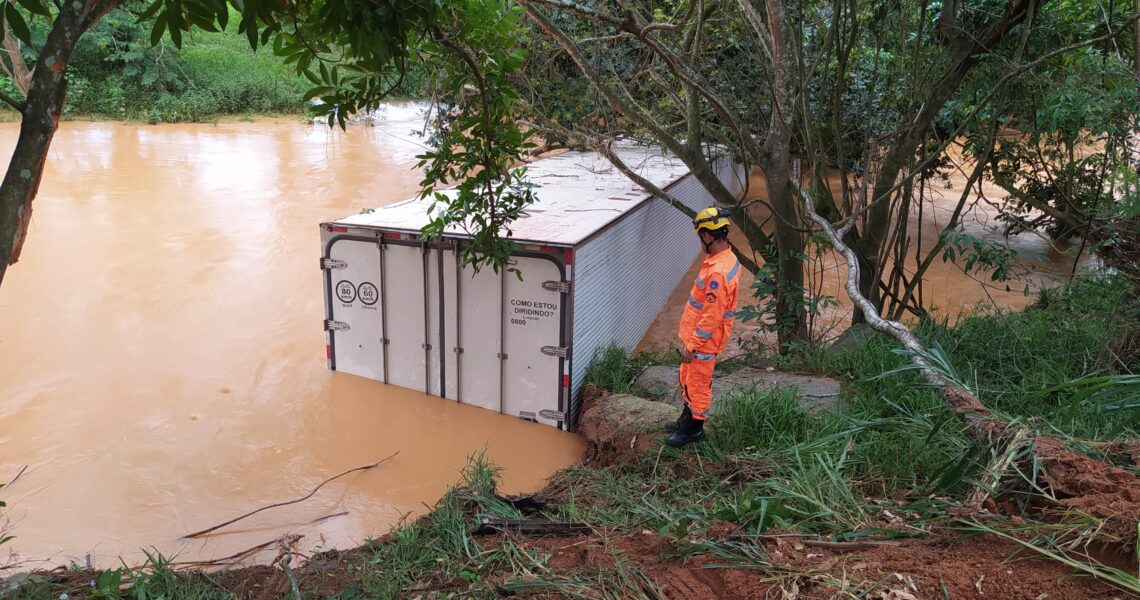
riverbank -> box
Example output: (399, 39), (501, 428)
(6, 273), (1139, 599)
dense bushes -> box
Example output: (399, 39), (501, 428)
(53, 9), (308, 122)
(0, 8), (408, 122)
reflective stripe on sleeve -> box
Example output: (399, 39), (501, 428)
(694, 327), (712, 340)
(688, 296), (704, 310)
(726, 261), (741, 281)
(723, 310), (737, 319)
(694, 352), (715, 360)
(695, 276), (706, 289)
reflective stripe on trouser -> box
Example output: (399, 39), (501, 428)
(679, 355), (716, 420)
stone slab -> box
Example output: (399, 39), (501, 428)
(632, 365), (841, 414)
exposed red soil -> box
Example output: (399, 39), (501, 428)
(1034, 436), (1140, 546)
(475, 527), (1129, 599)
(761, 532), (1129, 599)
(576, 385), (672, 466)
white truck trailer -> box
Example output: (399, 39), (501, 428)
(320, 147), (744, 430)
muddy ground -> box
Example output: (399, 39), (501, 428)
(155, 527), (1131, 599)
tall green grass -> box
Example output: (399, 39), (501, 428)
(828, 274), (1140, 441)
(560, 274), (1138, 541)
(584, 346), (673, 394)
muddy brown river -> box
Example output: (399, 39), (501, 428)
(0, 108), (584, 569)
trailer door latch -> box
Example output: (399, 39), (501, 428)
(321, 258), (348, 270)
(541, 346), (568, 358)
(324, 320), (350, 331)
(541, 281), (571, 293)
(539, 409), (566, 421)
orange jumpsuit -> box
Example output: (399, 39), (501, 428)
(677, 248), (741, 420)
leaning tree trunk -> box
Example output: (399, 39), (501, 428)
(799, 178), (1140, 548)
(0, 0), (122, 286)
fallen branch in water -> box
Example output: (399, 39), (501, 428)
(3, 466), (27, 490)
(307, 511), (349, 525)
(182, 453), (398, 539)
(171, 534), (304, 568)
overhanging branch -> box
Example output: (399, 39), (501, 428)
(0, 90), (24, 111)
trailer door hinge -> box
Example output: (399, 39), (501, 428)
(324, 319), (350, 331)
(541, 346), (568, 358)
(542, 280), (571, 294)
(321, 258), (348, 270)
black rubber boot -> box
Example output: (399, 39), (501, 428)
(664, 405), (692, 433)
(665, 414), (706, 448)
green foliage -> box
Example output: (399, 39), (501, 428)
(563, 275), (1136, 547)
(939, 229), (1021, 282)
(89, 569), (125, 599)
(957, 0), (1140, 241)
(1, 0), (536, 276)
(737, 244), (838, 342)
(360, 450), (517, 598)
(59, 8), (310, 122)
(834, 274), (1139, 439)
(584, 346), (673, 394)
(7, 550), (230, 600)
(416, 1), (536, 274)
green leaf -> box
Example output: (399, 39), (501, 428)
(14, 0), (49, 17)
(4, 4), (31, 46)
(166, 7), (182, 48)
(302, 86), (334, 102)
(149, 14), (166, 46)
(245, 15), (257, 48)
(138, 0), (163, 20)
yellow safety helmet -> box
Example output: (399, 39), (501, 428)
(692, 207), (730, 233)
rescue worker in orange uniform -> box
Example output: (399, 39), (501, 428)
(665, 207), (742, 447)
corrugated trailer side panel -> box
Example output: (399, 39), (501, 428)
(569, 157), (745, 423)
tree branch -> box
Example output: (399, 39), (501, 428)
(0, 90), (23, 111)
(793, 173), (993, 420)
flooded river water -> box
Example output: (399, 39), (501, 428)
(0, 107), (584, 569)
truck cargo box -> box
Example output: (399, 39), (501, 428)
(320, 147), (744, 430)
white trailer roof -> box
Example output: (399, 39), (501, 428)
(331, 146), (694, 246)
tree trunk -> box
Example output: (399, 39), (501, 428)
(761, 0), (808, 346)
(854, 55), (979, 319)
(799, 177), (1140, 549)
(1134, 0), (1139, 84)
(0, 0), (120, 286)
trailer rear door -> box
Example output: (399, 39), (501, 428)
(502, 255), (566, 427)
(384, 243), (429, 392)
(324, 236), (386, 382)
